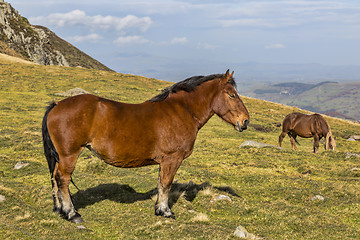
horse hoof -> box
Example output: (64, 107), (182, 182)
(53, 206), (61, 214)
(155, 208), (175, 220)
(69, 213), (84, 224)
(167, 214), (176, 220)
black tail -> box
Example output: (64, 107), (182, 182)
(288, 131), (300, 145)
(42, 102), (59, 177)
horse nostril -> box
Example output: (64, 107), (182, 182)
(243, 119), (249, 128)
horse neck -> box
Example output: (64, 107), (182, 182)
(166, 81), (219, 129)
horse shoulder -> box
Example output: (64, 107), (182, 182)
(150, 100), (199, 153)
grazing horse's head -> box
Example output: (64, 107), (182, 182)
(213, 70), (250, 132)
(327, 132), (336, 151)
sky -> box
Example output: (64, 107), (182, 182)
(6, 0), (360, 82)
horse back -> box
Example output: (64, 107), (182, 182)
(282, 112), (312, 137)
(282, 112), (305, 131)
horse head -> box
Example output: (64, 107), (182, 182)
(326, 131), (336, 150)
(212, 70), (250, 132)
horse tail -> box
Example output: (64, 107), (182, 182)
(42, 101), (59, 177)
(288, 131), (300, 145)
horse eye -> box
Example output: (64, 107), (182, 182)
(229, 94), (236, 99)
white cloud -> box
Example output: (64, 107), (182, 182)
(170, 37), (188, 44)
(219, 18), (278, 28)
(107, 1), (203, 15)
(216, 1), (356, 29)
(197, 42), (219, 50)
(265, 43), (286, 49)
(30, 10), (153, 32)
(67, 33), (103, 43)
(114, 35), (149, 45)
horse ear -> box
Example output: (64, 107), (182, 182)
(221, 69), (230, 84)
(230, 71), (234, 78)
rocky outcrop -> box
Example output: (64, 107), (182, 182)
(0, 0), (112, 71)
(239, 140), (283, 150)
(54, 87), (90, 97)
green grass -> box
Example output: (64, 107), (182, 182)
(0, 58), (360, 239)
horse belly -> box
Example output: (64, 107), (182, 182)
(88, 130), (160, 168)
(293, 126), (313, 138)
(104, 157), (158, 168)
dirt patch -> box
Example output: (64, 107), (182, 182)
(0, 52), (35, 65)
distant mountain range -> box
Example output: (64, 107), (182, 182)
(233, 62), (360, 83)
(242, 81), (360, 121)
(0, 0), (112, 71)
(154, 60), (360, 84)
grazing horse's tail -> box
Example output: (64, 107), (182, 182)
(42, 102), (59, 177)
(288, 131), (300, 145)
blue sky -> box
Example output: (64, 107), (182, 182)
(7, 0), (360, 81)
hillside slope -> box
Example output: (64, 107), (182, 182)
(0, 56), (359, 239)
(0, 0), (112, 71)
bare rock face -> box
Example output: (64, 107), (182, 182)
(54, 88), (90, 97)
(239, 140), (283, 150)
(0, 0), (112, 71)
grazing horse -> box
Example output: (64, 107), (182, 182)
(278, 112), (336, 153)
(42, 70), (250, 223)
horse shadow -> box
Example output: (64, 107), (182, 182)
(72, 181), (240, 210)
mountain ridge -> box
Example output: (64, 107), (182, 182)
(0, 0), (112, 71)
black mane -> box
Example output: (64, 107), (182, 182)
(148, 73), (236, 102)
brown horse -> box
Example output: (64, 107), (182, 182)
(42, 70), (250, 223)
(278, 112), (336, 153)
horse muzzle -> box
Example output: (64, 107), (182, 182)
(237, 119), (249, 132)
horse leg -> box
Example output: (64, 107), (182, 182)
(313, 135), (320, 153)
(51, 162), (62, 214)
(55, 153), (84, 223)
(290, 135), (298, 151)
(155, 154), (183, 219)
(278, 131), (287, 147)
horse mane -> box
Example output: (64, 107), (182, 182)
(312, 114), (329, 130)
(148, 73), (236, 102)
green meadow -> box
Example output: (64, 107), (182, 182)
(1, 57), (359, 239)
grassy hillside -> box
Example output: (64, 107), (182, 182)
(0, 56), (360, 239)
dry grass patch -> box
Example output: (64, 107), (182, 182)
(191, 212), (209, 222)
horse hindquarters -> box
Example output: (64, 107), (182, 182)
(279, 114), (297, 149)
(42, 102), (84, 223)
(42, 102), (61, 213)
